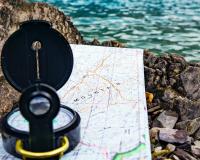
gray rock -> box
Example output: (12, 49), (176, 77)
(195, 129), (200, 140)
(159, 128), (188, 144)
(169, 78), (176, 86)
(174, 96), (200, 121)
(180, 66), (200, 100)
(166, 143), (176, 152)
(171, 154), (181, 160)
(174, 148), (197, 160)
(171, 54), (187, 68)
(191, 141), (200, 157)
(150, 127), (160, 141)
(156, 110), (178, 128)
(161, 75), (167, 87)
(176, 118), (200, 135)
(162, 88), (177, 102)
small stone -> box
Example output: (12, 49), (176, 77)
(186, 136), (194, 145)
(90, 39), (100, 45)
(156, 69), (162, 76)
(176, 117), (200, 135)
(191, 141), (200, 157)
(166, 143), (176, 152)
(169, 78), (176, 86)
(147, 54), (158, 67)
(156, 110), (178, 128)
(154, 146), (162, 152)
(177, 87), (184, 93)
(168, 63), (182, 75)
(161, 75), (167, 86)
(171, 54), (187, 68)
(195, 129), (200, 140)
(148, 106), (161, 113)
(154, 76), (160, 85)
(150, 127), (160, 141)
(155, 59), (167, 71)
(171, 154), (180, 160)
(162, 89), (177, 102)
(159, 128), (188, 144)
(174, 148), (197, 160)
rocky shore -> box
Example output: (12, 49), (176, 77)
(0, 1), (200, 159)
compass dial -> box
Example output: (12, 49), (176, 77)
(7, 108), (74, 132)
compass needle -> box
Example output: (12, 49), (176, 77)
(32, 41), (42, 80)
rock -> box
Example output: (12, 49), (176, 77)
(191, 141), (200, 157)
(166, 143), (176, 152)
(101, 40), (124, 47)
(87, 39), (101, 46)
(154, 146), (162, 152)
(195, 129), (200, 140)
(156, 110), (178, 128)
(171, 154), (181, 160)
(174, 148), (197, 160)
(161, 75), (167, 87)
(169, 78), (176, 86)
(161, 89), (178, 109)
(174, 96), (200, 121)
(159, 128), (188, 144)
(171, 54), (187, 68)
(145, 52), (158, 68)
(0, 79), (19, 120)
(180, 66), (200, 100)
(162, 89), (178, 102)
(176, 118), (200, 135)
(144, 66), (156, 90)
(0, 0), (85, 119)
(150, 127), (160, 141)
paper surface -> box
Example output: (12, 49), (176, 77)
(0, 44), (151, 160)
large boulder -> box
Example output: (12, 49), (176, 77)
(0, 0), (84, 119)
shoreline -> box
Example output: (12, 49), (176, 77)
(0, 1), (200, 159)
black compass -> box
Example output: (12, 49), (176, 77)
(1, 20), (81, 160)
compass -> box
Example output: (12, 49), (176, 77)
(1, 20), (81, 159)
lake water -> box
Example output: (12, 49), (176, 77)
(29, 0), (200, 61)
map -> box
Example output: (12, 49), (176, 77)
(0, 44), (151, 160)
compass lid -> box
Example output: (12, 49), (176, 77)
(1, 20), (73, 92)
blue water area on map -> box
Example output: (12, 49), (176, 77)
(29, 0), (200, 61)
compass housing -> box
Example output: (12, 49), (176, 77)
(0, 20), (81, 159)
(2, 105), (80, 158)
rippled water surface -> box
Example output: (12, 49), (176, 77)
(30, 0), (200, 61)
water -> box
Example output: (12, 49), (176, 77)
(29, 0), (200, 61)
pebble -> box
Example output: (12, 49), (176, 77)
(171, 154), (180, 160)
(156, 110), (178, 129)
(166, 143), (176, 152)
(191, 141), (200, 157)
(176, 118), (200, 135)
(195, 129), (200, 140)
(174, 148), (197, 160)
(150, 127), (160, 141)
(159, 128), (188, 144)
